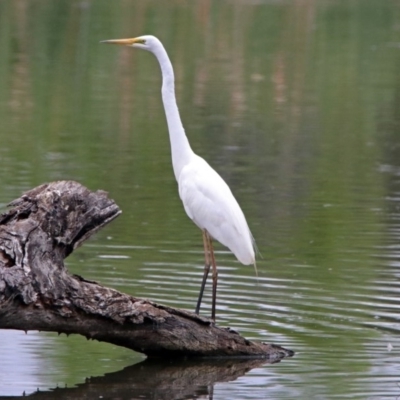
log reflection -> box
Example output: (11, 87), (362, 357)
(6, 357), (283, 400)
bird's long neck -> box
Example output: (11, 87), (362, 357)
(153, 45), (194, 180)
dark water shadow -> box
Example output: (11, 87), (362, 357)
(1, 357), (287, 400)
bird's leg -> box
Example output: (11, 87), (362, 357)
(208, 233), (218, 322)
(195, 230), (211, 315)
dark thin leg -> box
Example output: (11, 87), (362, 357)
(195, 230), (211, 314)
(208, 383), (214, 400)
(208, 233), (218, 321)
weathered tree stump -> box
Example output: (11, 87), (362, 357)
(0, 181), (293, 360)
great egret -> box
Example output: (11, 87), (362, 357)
(102, 35), (256, 321)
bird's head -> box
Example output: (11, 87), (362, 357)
(100, 35), (160, 53)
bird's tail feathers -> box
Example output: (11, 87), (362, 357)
(250, 232), (261, 278)
(251, 232), (262, 259)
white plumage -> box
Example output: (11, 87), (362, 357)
(178, 155), (254, 265)
(102, 35), (256, 320)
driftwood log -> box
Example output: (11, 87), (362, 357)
(0, 181), (293, 360)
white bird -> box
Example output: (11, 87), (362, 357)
(102, 35), (256, 321)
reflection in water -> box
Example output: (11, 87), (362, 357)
(1, 0), (400, 398)
(0, 331), (46, 397)
(2, 358), (280, 400)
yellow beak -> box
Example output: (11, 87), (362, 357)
(100, 38), (142, 46)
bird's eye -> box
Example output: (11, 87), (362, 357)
(135, 39), (146, 45)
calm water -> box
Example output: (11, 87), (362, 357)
(1, 0), (400, 398)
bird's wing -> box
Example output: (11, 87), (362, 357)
(178, 156), (254, 265)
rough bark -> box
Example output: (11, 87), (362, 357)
(0, 181), (294, 360)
